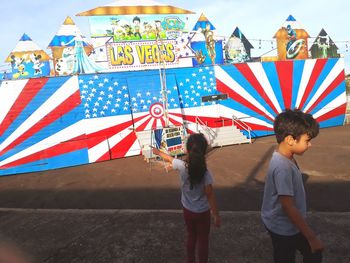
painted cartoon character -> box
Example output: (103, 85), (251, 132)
(286, 24), (296, 51)
(55, 47), (75, 75)
(285, 24), (305, 59)
(10, 55), (29, 79)
(155, 20), (162, 39)
(201, 22), (216, 64)
(317, 35), (330, 58)
(30, 53), (44, 75)
(133, 16), (142, 39)
(143, 22), (155, 39)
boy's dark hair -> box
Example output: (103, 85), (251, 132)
(273, 109), (319, 143)
(133, 16), (140, 23)
(186, 133), (208, 189)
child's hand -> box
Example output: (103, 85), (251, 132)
(151, 146), (160, 156)
(308, 236), (324, 252)
(213, 214), (221, 228)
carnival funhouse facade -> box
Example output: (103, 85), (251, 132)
(0, 1), (347, 175)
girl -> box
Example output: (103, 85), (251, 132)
(152, 133), (221, 263)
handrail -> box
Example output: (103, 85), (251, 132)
(232, 115), (252, 143)
(195, 117), (216, 140)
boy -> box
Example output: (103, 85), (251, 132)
(261, 109), (324, 263)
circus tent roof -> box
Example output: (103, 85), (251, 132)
(231, 27), (254, 49)
(48, 16), (91, 48)
(310, 28), (338, 49)
(281, 15), (306, 30)
(192, 13), (216, 31)
(274, 14), (309, 38)
(5, 33), (50, 62)
(76, 0), (194, 16)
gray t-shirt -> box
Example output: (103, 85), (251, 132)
(172, 158), (213, 213)
(261, 151), (306, 236)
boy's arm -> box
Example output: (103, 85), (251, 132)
(279, 196), (324, 252)
(151, 146), (174, 164)
(204, 184), (221, 227)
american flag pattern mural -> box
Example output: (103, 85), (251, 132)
(0, 58), (346, 175)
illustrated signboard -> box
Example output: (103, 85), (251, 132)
(48, 17), (105, 76)
(153, 126), (186, 156)
(5, 34), (50, 79)
(274, 15), (309, 60)
(310, 28), (339, 59)
(77, 0), (195, 71)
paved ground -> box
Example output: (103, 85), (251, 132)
(0, 125), (349, 262)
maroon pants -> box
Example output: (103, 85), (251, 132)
(183, 207), (211, 263)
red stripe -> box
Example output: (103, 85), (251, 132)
(168, 116), (183, 126)
(160, 117), (166, 127)
(298, 59), (328, 109)
(110, 131), (138, 159)
(306, 71), (345, 113)
(86, 115), (145, 149)
(0, 90), (81, 156)
(134, 116), (152, 131)
(95, 151), (111, 163)
(275, 61), (293, 109)
(0, 78), (49, 136)
(179, 114), (221, 127)
(0, 135), (86, 169)
(235, 63), (279, 114)
(151, 118), (157, 129)
(240, 122), (274, 131)
(315, 104), (347, 123)
(216, 79), (274, 122)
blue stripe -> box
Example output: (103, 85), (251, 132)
(0, 77), (71, 144)
(309, 82), (346, 116)
(262, 61), (285, 110)
(220, 100), (273, 126)
(319, 115), (345, 128)
(0, 149), (89, 176)
(221, 65), (276, 118)
(0, 107), (83, 161)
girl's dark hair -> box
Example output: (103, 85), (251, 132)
(186, 133), (208, 189)
(274, 109), (319, 143)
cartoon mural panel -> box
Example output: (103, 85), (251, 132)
(274, 15), (309, 60)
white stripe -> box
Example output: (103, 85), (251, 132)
(295, 59), (316, 108)
(168, 112), (184, 125)
(304, 59), (344, 112)
(247, 62), (282, 113)
(0, 121), (84, 167)
(312, 92), (347, 119)
(0, 79), (28, 125)
(12, 41), (43, 52)
(84, 114), (133, 134)
(88, 140), (109, 163)
(180, 104), (219, 118)
(88, 114), (149, 162)
(124, 138), (142, 157)
(214, 66), (274, 120)
(218, 105), (273, 128)
(0, 76), (79, 152)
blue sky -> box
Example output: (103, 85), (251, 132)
(1, 0), (349, 73)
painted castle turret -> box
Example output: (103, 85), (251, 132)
(274, 15), (309, 60)
(48, 16), (104, 75)
(5, 33), (51, 79)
